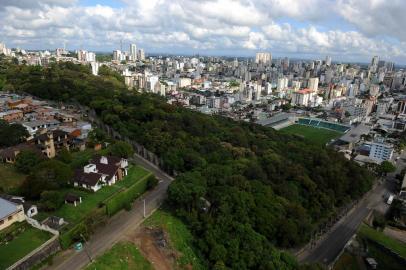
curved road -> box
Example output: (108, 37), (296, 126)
(46, 154), (174, 270)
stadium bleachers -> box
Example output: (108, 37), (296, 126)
(298, 118), (350, 133)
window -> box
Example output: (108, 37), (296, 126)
(0, 219), (4, 225)
(8, 215), (13, 221)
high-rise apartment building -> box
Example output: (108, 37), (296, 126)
(137, 49), (145, 61)
(130, 43), (137, 61)
(308, 77), (319, 92)
(255, 52), (272, 65)
(325, 56), (332, 66)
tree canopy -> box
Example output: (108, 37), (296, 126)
(0, 120), (29, 147)
(1, 60), (374, 269)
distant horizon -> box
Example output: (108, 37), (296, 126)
(12, 46), (403, 67)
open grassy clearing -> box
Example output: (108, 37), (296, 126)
(143, 210), (207, 270)
(85, 242), (152, 270)
(281, 124), (343, 145)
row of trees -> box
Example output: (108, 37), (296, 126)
(1, 60), (374, 269)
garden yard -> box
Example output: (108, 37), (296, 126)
(0, 222), (52, 269)
(36, 165), (151, 225)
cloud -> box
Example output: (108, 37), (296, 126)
(0, 0), (406, 63)
(336, 0), (406, 42)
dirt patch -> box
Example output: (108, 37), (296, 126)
(125, 226), (178, 270)
(383, 226), (406, 244)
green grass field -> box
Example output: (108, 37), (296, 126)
(281, 124), (343, 145)
(144, 210), (207, 270)
(359, 224), (406, 259)
(85, 242), (152, 270)
(0, 164), (27, 192)
(0, 223), (51, 269)
(37, 165), (151, 224)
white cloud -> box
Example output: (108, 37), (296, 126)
(0, 0), (406, 63)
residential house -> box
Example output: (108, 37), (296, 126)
(73, 156), (128, 192)
(0, 197), (25, 231)
(0, 143), (41, 163)
(22, 120), (60, 136)
(0, 109), (23, 122)
(0, 194), (38, 218)
(32, 130), (72, 158)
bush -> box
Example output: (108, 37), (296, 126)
(373, 214), (387, 230)
(146, 175), (158, 190)
(15, 150), (42, 174)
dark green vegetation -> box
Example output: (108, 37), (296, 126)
(85, 242), (152, 270)
(144, 210), (207, 269)
(333, 252), (360, 270)
(358, 224), (406, 258)
(281, 124), (343, 145)
(1, 59), (374, 269)
(0, 222), (51, 269)
(0, 163), (26, 193)
(0, 119), (28, 147)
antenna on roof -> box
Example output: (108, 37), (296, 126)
(120, 39), (123, 52)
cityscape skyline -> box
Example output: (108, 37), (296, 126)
(2, 0), (406, 64)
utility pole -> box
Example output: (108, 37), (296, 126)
(143, 199), (146, 218)
(80, 234), (92, 263)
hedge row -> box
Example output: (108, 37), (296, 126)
(105, 174), (153, 216)
(59, 206), (106, 249)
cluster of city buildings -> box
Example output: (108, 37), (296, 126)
(2, 42), (406, 167)
(0, 93), (92, 162)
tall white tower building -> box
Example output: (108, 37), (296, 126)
(130, 43), (137, 61)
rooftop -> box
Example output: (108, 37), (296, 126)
(0, 197), (19, 219)
(339, 124), (371, 143)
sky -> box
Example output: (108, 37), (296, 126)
(2, 0), (406, 64)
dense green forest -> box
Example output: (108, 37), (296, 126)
(0, 58), (374, 269)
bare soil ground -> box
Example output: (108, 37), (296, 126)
(124, 226), (178, 270)
(383, 226), (406, 244)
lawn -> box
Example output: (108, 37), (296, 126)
(0, 222), (52, 269)
(0, 163), (26, 192)
(359, 224), (406, 259)
(40, 165), (151, 224)
(144, 210), (207, 270)
(281, 124), (343, 145)
(85, 242), (152, 270)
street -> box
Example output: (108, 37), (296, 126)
(299, 181), (390, 264)
(45, 154), (174, 270)
(298, 174), (399, 265)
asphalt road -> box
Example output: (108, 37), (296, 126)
(299, 180), (394, 265)
(46, 154), (174, 270)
